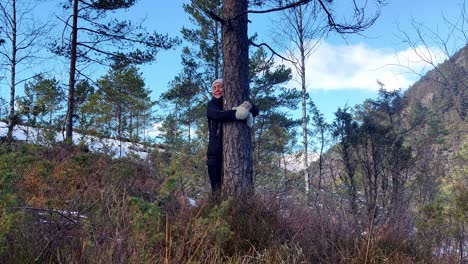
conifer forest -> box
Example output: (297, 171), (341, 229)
(0, 0), (467, 263)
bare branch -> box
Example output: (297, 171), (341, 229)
(233, 0), (313, 19)
(249, 40), (296, 63)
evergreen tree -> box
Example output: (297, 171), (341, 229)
(16, 74), (65, 144)
(155, 0), (224, 196)
(160, 48), (207, 146)
(182, 0), (223, 81)
(84, 61), (154, 149)
(249, 47), (300, 190)
(19, 74), (64, 128)
(74, 80), (95, 132)
(331, 88), (414, 222)
(308, 98), (329, 192)
(209, 0), (385, 197)
(331, 106), (359, 214)
(52, 0), (179, 142)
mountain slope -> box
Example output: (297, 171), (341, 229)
(403, 45), (468, 152)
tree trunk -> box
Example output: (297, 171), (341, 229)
(65, 0), (78, 142)
(6, 0), (17, 149)
(214, 21), (221, 79)
(222, 0), (252, 197)
(318, 126), (324, 191)
(117, 103), (122, 157)
(298, 7), (310, 193)
(301, 55), (309, 193)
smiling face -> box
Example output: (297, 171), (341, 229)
(212, 82), (224, 99)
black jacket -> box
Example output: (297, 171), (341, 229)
(206, 97), (259, 157)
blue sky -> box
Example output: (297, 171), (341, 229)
(135, 0), (465, 123)
(1, 0), (466, 126)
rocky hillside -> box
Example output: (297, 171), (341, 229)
(403, 45), (468, 152)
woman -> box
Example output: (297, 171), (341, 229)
(206, 79), (259, 194)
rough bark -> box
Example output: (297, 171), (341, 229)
(222, 0), (252, 197)
(65, 0), (78, 142)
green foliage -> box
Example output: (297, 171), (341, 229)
(74, 80), (96, 132)
(0, 144), (44, 258)
(249, 47), (300, 190)
(157, 145), (208, 202)
(415, 141), (468, 261)
(196, 200), (233, 246)
(331, 89), (416, 221)
(182, 0), (223, 79)
(158, 47), (209, 148)
(403, 46), (468, 152)
(17, 74), (64, 129)
(52, 1), (179, 65)
(83, 61), (155, 142)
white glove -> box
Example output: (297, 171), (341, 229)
(246, 113), (254, 128)
(232, 101), (252, 120)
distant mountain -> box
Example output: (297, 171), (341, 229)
(403, 45), (468, 152)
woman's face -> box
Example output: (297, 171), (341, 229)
(212, 82), (224, 99)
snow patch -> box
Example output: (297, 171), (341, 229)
(0, 122), (156, 159)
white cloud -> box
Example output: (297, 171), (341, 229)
(281, 41), (447, 91)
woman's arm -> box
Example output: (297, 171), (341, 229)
(206, 100), (238, 121)
(250, 103), (259, 117)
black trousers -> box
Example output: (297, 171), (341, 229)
(207, 155), (222, 193)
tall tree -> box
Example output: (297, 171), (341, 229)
(52, 0), (178, 142)
(273, 0), (327, 193)
(160, 48), (207, 146)
(208, 0), (385, 196)
(354, 89), (413, 221)
(182, 0), (223, 81)
(331, 88), (415, 222)
(0, 0), (49, 148)
(220, 0), (251, 196)
(169, 0), (224, 145)
(332, 106), (359, 214)
(308, 98), (329, 192)
(249, 47), (300, 190)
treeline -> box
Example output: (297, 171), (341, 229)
(0, 62), (154, 144)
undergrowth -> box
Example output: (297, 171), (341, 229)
(0, 144), (458, 263)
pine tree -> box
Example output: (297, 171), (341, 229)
(83, 61), (154, 153)
(19, 74), (64, 128)
(52, 0), (178, 142)
(209, 0), (385, 196)
(74, 80), (95, 133)
(249, 47), (300, 190)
